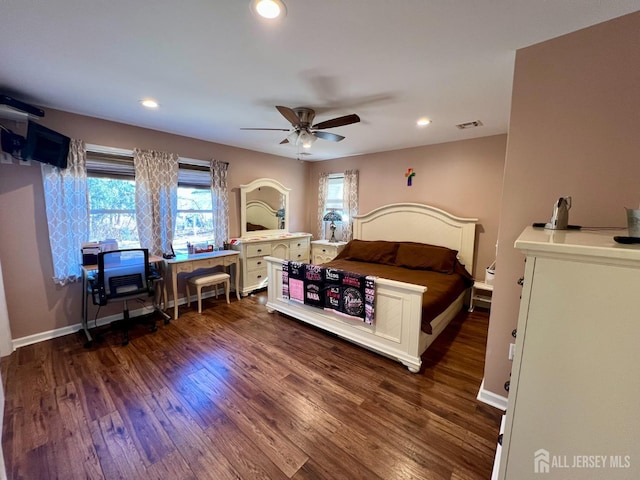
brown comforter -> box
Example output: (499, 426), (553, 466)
(323, 258), (473, 334)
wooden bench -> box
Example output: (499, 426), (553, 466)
(186, 272), (230, 313)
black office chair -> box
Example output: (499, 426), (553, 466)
(88, 248), (161, 346)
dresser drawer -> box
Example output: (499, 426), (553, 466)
(289, 247), (309, 262)
(223, 255), (237, 266)
(312, 244), (337, 256)
(246, 256), (267, 272)
(246, 243), (271, 258)
(174, 262), (194, 274)
(310, 241), (346, 264)
(198, 257), (227, 269)
(290, 238), (310, 250)
(246, 268), (268, 285)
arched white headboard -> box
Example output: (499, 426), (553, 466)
(353, 203), (478, 274)
(246, 200), (279, 230)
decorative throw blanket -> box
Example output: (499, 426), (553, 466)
(282, 261), (376, 324)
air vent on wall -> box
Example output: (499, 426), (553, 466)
(456, 120), (483, 130)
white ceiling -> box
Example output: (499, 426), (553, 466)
(1, 1), (639, 161)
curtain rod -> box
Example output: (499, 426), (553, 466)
(85, 143), (229, 166)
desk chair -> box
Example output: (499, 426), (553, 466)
(88, 248), (161, 346)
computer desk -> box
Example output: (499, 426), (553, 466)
(163, 250), (241, 320)
(81, 254), (167, 346)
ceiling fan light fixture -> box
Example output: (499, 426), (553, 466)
(286, 130), (300, 145)
(417, 117), (431, 126)
(299, 130), (316, 149)
(286, 130), (316, 149)
(252, 0), (286, 19)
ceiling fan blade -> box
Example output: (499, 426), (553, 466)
(276, 106), (301, 126)
(240, 127), (290, 131)
(314, 131), (345, 142)
(312, 114), (360, 130)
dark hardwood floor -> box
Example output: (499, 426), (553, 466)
(1, 292), (501, 479)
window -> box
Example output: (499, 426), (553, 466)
(322, 173), (346, 241)
(88, 176), (139, 249)
(86, 149), (215, 253)
(87, 153), (139, 249)
(174, 162), (213, 253)
(174, 186), (213, 253)
(325, 174), (346, 219)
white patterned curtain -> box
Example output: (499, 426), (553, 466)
(133, 148), (179, 256)
(342, 169), (359, 241)
(41, 139), (88, 285)
(317, 172), (330, 239)
(210, 160), (229, 247)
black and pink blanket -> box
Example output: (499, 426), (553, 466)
(282, 261), (376, 324)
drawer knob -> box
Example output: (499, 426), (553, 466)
(257, 261), (262, 265)
(257, 249), (262, 253)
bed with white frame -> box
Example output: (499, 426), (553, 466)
(265, 203), (478, 372)
(246, 200), (279, 230)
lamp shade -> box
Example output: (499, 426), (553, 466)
(287, 129), (317, 148)
(323, 210), (342, 222)
(298, 130), (317, 148)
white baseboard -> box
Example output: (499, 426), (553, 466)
(491, 414), (506, 480)
(12, 304), (157, 350)
(477, 378), (508, 411)
(11, 289), (224, 350)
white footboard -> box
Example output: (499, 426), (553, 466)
(265, 256), (433, 372)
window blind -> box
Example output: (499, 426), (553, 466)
(85, 146), (215, 187)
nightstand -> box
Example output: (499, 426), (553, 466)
(311, 240), (347, 264)
(468, 281), (493, 312)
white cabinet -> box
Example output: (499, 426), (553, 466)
(311, 240), (347, 264)
(232, 233), (310, 296)
(498, 227), (640, 479)
(469, 281), (493, 312)
(289, 237), (311, 262)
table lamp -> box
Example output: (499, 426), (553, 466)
(323, 210), (342, 243)
(275, 208), (285, 229)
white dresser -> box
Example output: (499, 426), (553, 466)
(498, 227), (640, 479)
(231, 233), (311, 296)
(310, 240), (348, 264)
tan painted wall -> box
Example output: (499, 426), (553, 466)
(0, 109), (308, 339)
(306, 135), (507, 281)
(484, 11), (640, 396)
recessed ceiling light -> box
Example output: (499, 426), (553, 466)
(252, 0), (286, 19)
(140, 99), (159, 109)
(417, 118), (431, 127)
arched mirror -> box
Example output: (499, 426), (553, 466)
(240, 178), (290, 238)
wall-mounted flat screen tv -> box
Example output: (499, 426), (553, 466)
(23, 121), (70, 169)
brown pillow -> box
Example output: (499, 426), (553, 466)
(394, 242), (458, 273)
(246, 222), (268, 231)
(337, 239), (399, 265)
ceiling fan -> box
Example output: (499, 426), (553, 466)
(242, 106), (360, 149)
